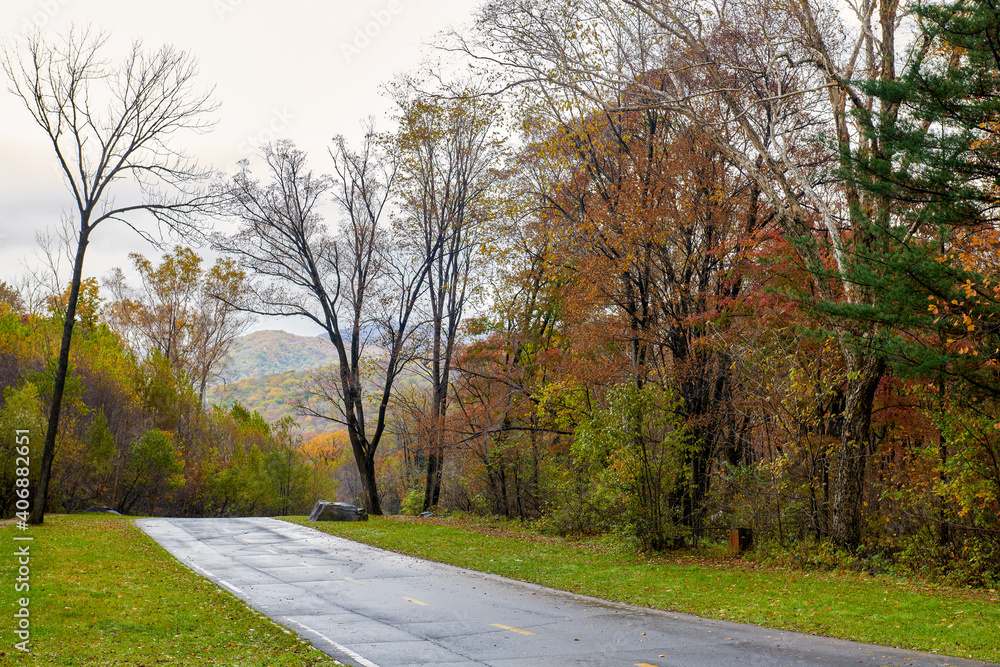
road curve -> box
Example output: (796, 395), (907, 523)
(136, 517), (993, 667)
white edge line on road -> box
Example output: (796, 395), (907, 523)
(186, 560), (242, 595)
(188, 563), (243, 595)
(188, 562), (214, 578)
(218, 579), (243, 594)
(284, 617), (381, 667)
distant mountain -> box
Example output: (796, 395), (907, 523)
(207, 328), (398, 440)
(214, 330), (340, 384)
(206, 366), (336, 440)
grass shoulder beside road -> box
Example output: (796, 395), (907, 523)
(282, 514), (1000, 664)
(0, 514), (339, 667)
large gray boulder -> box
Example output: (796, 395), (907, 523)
(308, 500), (368, 522)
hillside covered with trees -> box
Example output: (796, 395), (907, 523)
(214, 330), (340, 384)
(207, 366), (337, 441)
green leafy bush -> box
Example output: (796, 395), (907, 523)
(573, 382), (696, 550)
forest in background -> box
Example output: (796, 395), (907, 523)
(0, 273), (342, 517)
(2, 0), (1000, 588)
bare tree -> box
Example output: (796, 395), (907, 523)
(393, 93), (506, 510)
(216, 135), (429, 514)
(2, 28), (217, 524)
(10, 217), (86, 317)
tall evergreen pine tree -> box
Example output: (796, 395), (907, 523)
(841, 0), (1000, 398)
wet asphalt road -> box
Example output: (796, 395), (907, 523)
(136, 517), (995, 667)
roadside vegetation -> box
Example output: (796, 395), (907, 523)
(0, 264), (338, 519)
(0, 514), (339, 666)
(283, 514), (1000, 664)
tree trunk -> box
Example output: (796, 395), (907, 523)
(359, 450), (382, 516)
(423, 305), (447, 510)
(423, 449), (443, 510)
(830, 354), (885, 547)
(346, 424), (382, 515)
(29, 228), (90, 525)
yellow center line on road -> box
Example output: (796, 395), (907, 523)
(300, 562), (316, 568)
(402, 597), (429, 606)
(635, 663), (661, 667)
(491, 623), (535, 635)
(344, 577), (366, 584)
(266, 549), (278, 554)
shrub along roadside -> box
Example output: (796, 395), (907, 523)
(281, 514), (1000, 664)
(0, 515), (339, 666)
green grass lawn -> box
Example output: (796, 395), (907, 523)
(0, 515), (340, 667)
(281, 514), (1000, 664)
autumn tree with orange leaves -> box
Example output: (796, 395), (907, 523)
(461, 0), (909, 547)
(509, 81), (770, 533)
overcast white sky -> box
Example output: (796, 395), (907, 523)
(0, 0), (480, 335)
